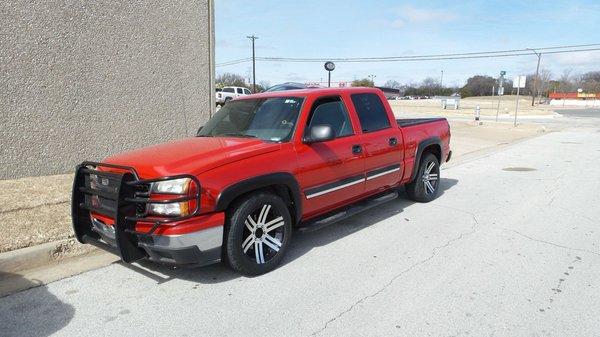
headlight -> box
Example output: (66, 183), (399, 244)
(151, 178), (191, 194)
(148, 202), (189, 216)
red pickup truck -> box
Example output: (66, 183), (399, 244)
(72, 87), (451, 275)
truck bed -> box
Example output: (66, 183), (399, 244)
(396, 118), (447, 127)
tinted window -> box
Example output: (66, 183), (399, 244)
(351, 93), (391, 132)
(307, 97), (353, 138)
(244, 89), (251, 95)
(236, 88), (244, 94)
(198, 97), (304, 142)
(223, 88), (234, 93)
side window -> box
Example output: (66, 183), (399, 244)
(351, 93), (391, 133)
(244, 89), (251, 95)
(223, 88), (234, 93)
(236, 88), (244, 94)
(307, 97), (353, 138)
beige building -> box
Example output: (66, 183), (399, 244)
(0, 1), (215, 179)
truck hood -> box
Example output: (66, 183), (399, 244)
(104, 137), (281, 178)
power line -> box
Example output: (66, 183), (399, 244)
(216, 43), (600, 67)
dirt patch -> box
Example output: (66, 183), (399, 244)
(389, 95), (555, 117)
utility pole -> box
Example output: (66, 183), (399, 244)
(246, 35), (258, 92)
(440, 70), (444, 87)
(527, 48), (542, 107)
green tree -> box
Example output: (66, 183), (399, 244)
(352, 78), (375, 87)
(460, 75), (496, 97)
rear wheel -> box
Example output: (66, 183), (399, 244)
(405, 153), (440, 202)
(224, 191), (292, 275)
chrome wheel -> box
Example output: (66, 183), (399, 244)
(242, 204), (285, 264)
(421, 161), (439, 195)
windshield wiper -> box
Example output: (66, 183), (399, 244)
(221, 133), (258, 138)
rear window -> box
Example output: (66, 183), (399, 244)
(351, 93), (391, 133)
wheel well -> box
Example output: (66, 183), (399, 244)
(422, 144), (441, 163)
(225, 184), (299, 225)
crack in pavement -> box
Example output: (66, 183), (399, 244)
(310, 205), (480, 336)
(499, 227), (600, 257)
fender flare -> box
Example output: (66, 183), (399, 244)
(410, 136), (442, 182)
(215, 172), (302, 224)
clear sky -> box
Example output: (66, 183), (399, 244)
(215, 0), (600, 87)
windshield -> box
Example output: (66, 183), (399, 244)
(198, 97), (304, 142)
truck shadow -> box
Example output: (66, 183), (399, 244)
(0, 272), (75, 337)
(283, 177), (458, 268)
(128, 178), (458, 283)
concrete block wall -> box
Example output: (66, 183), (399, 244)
(0, 0), (215, 179)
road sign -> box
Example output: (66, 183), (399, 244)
(498, 87), (504, 96)
(500, 70), (506, 76)
(513, 75), (526, 88)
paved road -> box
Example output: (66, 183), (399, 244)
(555, 108), (600, 118)
(2, 126), (600, 337)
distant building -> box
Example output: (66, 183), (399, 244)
(376, 87), (402, 99)
(549, 92), (598, 100)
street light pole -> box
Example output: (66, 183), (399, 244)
(527, 48), (542, 107)
(368, 74), (376, 86)
(246, 35), (258, 92)
(440, 70), (444, 87)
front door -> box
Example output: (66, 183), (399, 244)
(295, 95), (365, 218)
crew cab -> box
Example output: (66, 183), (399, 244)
(72, 87), (451, 275)
(216, 86), (252, 105)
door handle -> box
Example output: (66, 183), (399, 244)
(389, 137), (398, 146)
(352, 145), (362, 154)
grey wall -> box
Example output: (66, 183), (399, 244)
(0, 1), (215, 179)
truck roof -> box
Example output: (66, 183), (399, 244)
(238, 87), (383, 100)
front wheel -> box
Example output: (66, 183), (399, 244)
(405, 153), (440, 202)
(224, 191), (292, 275)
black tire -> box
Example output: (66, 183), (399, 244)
(405, 153), (441, 202)
(224, 97), (232, 104)
(224, 191), (292, 275)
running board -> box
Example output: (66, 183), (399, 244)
(297, 191), (399, 233)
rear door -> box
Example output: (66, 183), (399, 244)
(295, 95), (365, 217)
(349, 92), (403, 192)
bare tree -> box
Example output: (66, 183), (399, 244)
(383, 80), (402, 89)
(216, 73), (249, 88)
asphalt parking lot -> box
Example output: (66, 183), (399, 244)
(1, 119), (600, 337)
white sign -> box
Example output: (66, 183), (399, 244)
(513, 75), (526, 88)
(498, 87), (504, 96)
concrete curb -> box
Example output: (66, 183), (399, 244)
(0, 238), (96, 274)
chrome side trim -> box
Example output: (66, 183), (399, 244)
(305, 178), (365, 199)
(366, 167), (400, 181)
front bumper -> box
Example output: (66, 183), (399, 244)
(72, 161), (223, 267)
(90, 217), (223, 266)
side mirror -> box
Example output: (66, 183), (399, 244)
(304, 125), (335, 143)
